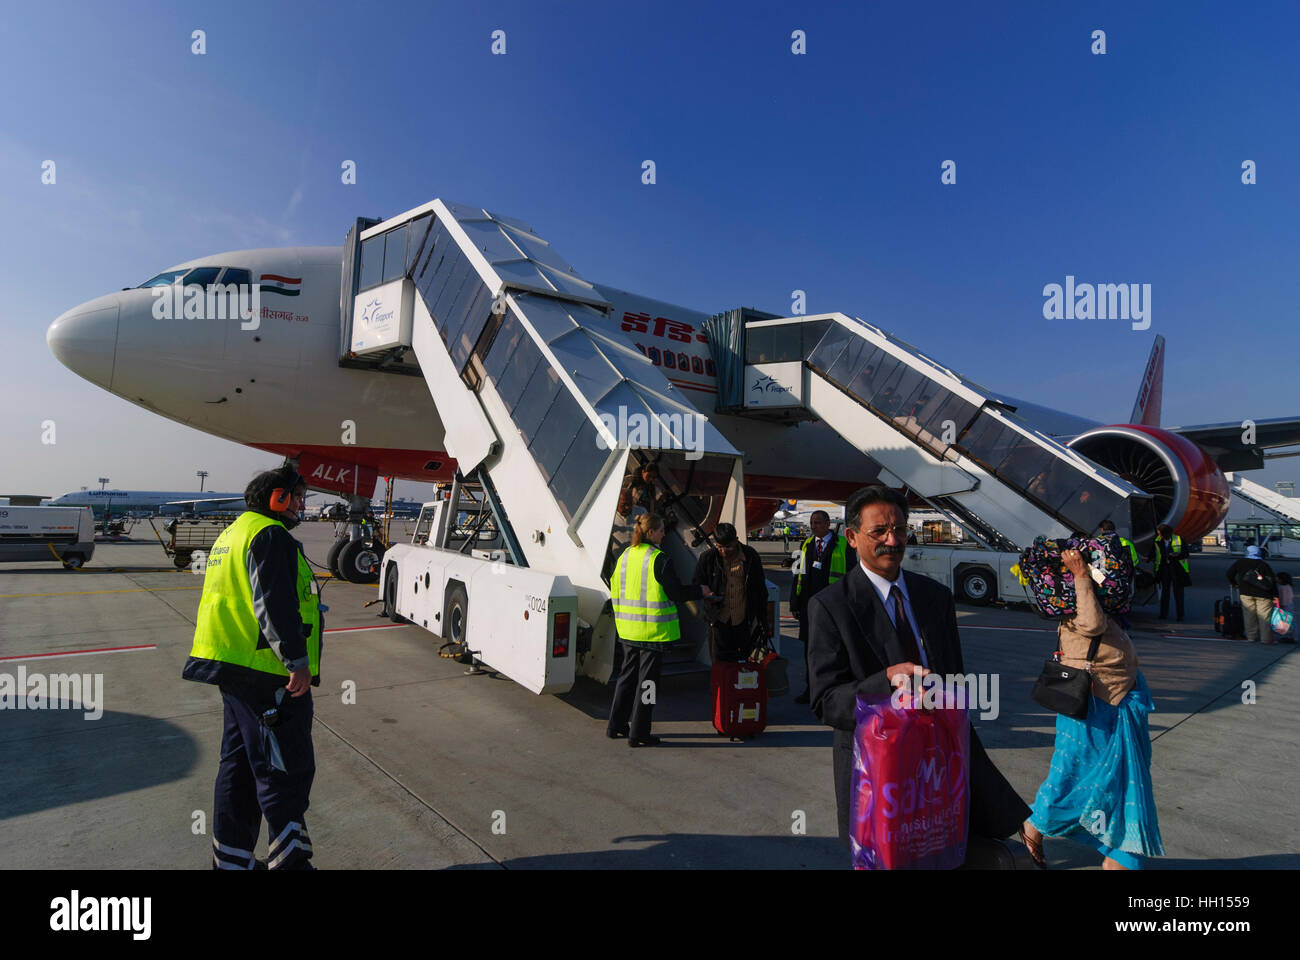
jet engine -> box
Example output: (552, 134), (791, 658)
(1067, 425), (1229, 541)
(744, 498), (783, 533)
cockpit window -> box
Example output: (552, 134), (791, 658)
(219, 267), (252, 287)
(138, 269), (187, 288)
(183, 267), (222, 288)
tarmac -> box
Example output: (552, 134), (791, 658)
(1, 523), (1296, 870)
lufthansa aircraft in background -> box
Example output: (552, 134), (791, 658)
(44, 489), (248, 516)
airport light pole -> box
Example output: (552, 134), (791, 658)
(98, 477), (110, 491)
(197, 470), (208, 492)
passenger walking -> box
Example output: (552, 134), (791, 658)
(809, 485), (1029, 863)
(606, 513), (710, 747)
(617, 461), (663, 517)
(691, 523), (768, 663)
(1021, 548), (1163, 870)
(1226, 545), (1278, 643)
(1276, 572), (1295, 643)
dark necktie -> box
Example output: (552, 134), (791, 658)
(890, 585), (923, 664)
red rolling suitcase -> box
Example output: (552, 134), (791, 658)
(712, 659), (768, 739)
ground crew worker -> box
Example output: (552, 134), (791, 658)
(1152, 523), (1190, 622)
(1098, 519), (1139, 567)
(790, 510), (855, 704)
(183, 467), (321, 869)
(606, 513), (709, 747)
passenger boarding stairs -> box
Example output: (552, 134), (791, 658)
(729, 312), (1153, 549)
(340, 200), (745, 681)
(1224, 473), (1300, 524)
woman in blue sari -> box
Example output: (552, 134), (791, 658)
(1021, 547), (1163, 869)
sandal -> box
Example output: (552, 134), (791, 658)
(1019, 824), (1047, 869)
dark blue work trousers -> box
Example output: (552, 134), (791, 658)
(211, 686), (315, 870)
(607, 641), (664, 740)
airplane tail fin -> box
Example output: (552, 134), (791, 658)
(1128, 334), (1165, 427)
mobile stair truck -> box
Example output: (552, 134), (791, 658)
(0, 505), (96, 569)
(720, 310), (1155, 607)
(347, 201), (769, 694)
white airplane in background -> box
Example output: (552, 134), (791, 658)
(46, 201), (1300, 582)
(45, 489), (247, 516)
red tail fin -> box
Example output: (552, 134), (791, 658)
(1129, 335), (1165, 427)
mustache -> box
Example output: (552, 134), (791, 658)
(874, 544), (903, 558)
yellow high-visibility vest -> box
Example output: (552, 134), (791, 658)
(795, 534), (848, 599)
(611, 543), (680, 643)
(1154, 534), (1189, 574)
(188, 511), (321, 681)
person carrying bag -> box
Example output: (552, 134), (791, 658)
(1021, 547), (1163, 870)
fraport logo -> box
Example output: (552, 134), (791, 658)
(751, 375), (791, 395)
(361, 298), (395, 328)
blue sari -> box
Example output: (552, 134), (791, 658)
(1029, 671), (1164, 868)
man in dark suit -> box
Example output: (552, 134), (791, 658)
(808, 485), (1030, 865)
(790, 510), (856, 704)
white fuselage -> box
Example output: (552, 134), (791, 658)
(47, 245), (881, 500)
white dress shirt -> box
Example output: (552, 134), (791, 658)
(859, 560), (930, 668)
(812, 532), (833, 561)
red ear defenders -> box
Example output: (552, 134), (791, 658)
(269, 472), (304, 512)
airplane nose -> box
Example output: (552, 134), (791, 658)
(47, 300), (119, 389)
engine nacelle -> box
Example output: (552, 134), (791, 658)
(744, 498), (783, 534)
(1067, 425), (1229, 541)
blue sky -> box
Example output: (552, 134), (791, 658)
(1, 0), (1296, 507)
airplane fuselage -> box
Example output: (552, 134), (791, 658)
(48, 245), (881, 501)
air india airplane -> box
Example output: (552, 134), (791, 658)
(46, 202), (1300, 582)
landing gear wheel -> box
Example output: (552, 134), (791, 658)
(383, 564), (404, 623)
(173, 551), (193, 570)
(956, 567), (995, 606)
(62, 554), (85, 570)
(326, 537), (347, 579)
(337, 538), (383, 584)
(443, 583), (472, 662)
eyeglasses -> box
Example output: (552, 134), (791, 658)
(859, 525), (909, 541)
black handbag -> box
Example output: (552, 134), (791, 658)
(1030, 635), (1102, 719)
(748, 620), (789, 697)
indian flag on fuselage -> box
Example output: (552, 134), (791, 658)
(258, 274), (302, 297)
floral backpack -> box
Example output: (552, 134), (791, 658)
(1016, 534), (1135, 619)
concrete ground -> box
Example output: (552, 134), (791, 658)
(1, 526), (1295, 869)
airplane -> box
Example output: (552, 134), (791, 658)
(45, 201), (1300, 583)
(44, 489), (248, 517)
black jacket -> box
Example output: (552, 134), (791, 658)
(1227, 558), (1277, 599)
(790, 532), (857, 615)
(808, 563), (1030, 847)
(692, 544), (768, 625)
